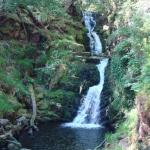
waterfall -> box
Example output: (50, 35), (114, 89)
(83, 11), (96, 32)
(62, 12), (108, 128)
(72, 59), (108, 125)
(83, 12), (102, 55)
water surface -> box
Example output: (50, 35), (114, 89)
(19, 122), (105, 150)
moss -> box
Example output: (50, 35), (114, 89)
(46, 89), (75, 104)
(59, 62), (99, 93)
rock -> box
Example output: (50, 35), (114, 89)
(0, 119), (9, 126)
(38, 101), (49, 110)
(7, 143), (21, 150)
(119, 137), (129, 149)
(0, 127), (5, 135)
(17, 109), (28, 117)
(5, 124), (13, 130)
(136, 93), (150, 140)
(56, 103), (62, 109)
(16, 116), (28, 126)
(103, 25), (109, 31)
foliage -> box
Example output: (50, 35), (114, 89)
(108, 0), (150, 117)
(111, 54), (125, 87)
(0, 0), (86, 121)
(0, 92), (21, 113)
(3, 0), (68, 17)
(80, 0), (111, 13)
(46, 89), (75, 104)
(105, 0), (150, 148)
(105, 109), (138, 150)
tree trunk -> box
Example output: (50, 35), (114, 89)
(28, 84), (37, 128)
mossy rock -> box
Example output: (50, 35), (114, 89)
(38, 110), (59, 119)
(17, 109), (29, 117)
(59, 62), (99, 94)
(38, 101), (49, 110)
(75, 30), (85, 44)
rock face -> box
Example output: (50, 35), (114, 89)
(63, 0), (80, 17)
(100, 63), (112, 124)
(7, 143), (22, 150)
(136, 93), (150, 141)
(119, 137), (129, 149)
(63, 0), (74, 10)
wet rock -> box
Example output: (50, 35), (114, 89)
(16, 116), (28, 126)
(0, 119), (9, 126)
(7, 143), (22, 150)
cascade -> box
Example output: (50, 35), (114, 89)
(62, 12), (108, 128)
(83, 12), (102, 55)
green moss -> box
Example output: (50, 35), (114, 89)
(46, 89), (75, 104)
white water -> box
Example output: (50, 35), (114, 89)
(63, 59), (108, 128)
(73, 59), (108, 124)
(83, 12), (96, 32)
(91, 32), (102, 54)
(83, 11), (102, 55)
(62, 12), (108, 128)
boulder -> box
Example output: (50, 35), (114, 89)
(0, 119), (9, 126)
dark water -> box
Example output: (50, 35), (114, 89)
(19, 122), (105, 150)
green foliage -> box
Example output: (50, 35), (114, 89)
(109, 0), (150, 114)
(46, 89), (75, 104)
(104, 7), (150, 146)
(0, 41), (34, 95)
(0, 92), (21, 113)
(81, 0), (111, 13)
(3, 0), (67, 17)
(0, 93), (14, 113)
(0, 0), (85, 121)
(105, 109), (137, 150)
(111, 54), (125, 87)
(44, 89), (76, 119)
(17, 59), (33, 71)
